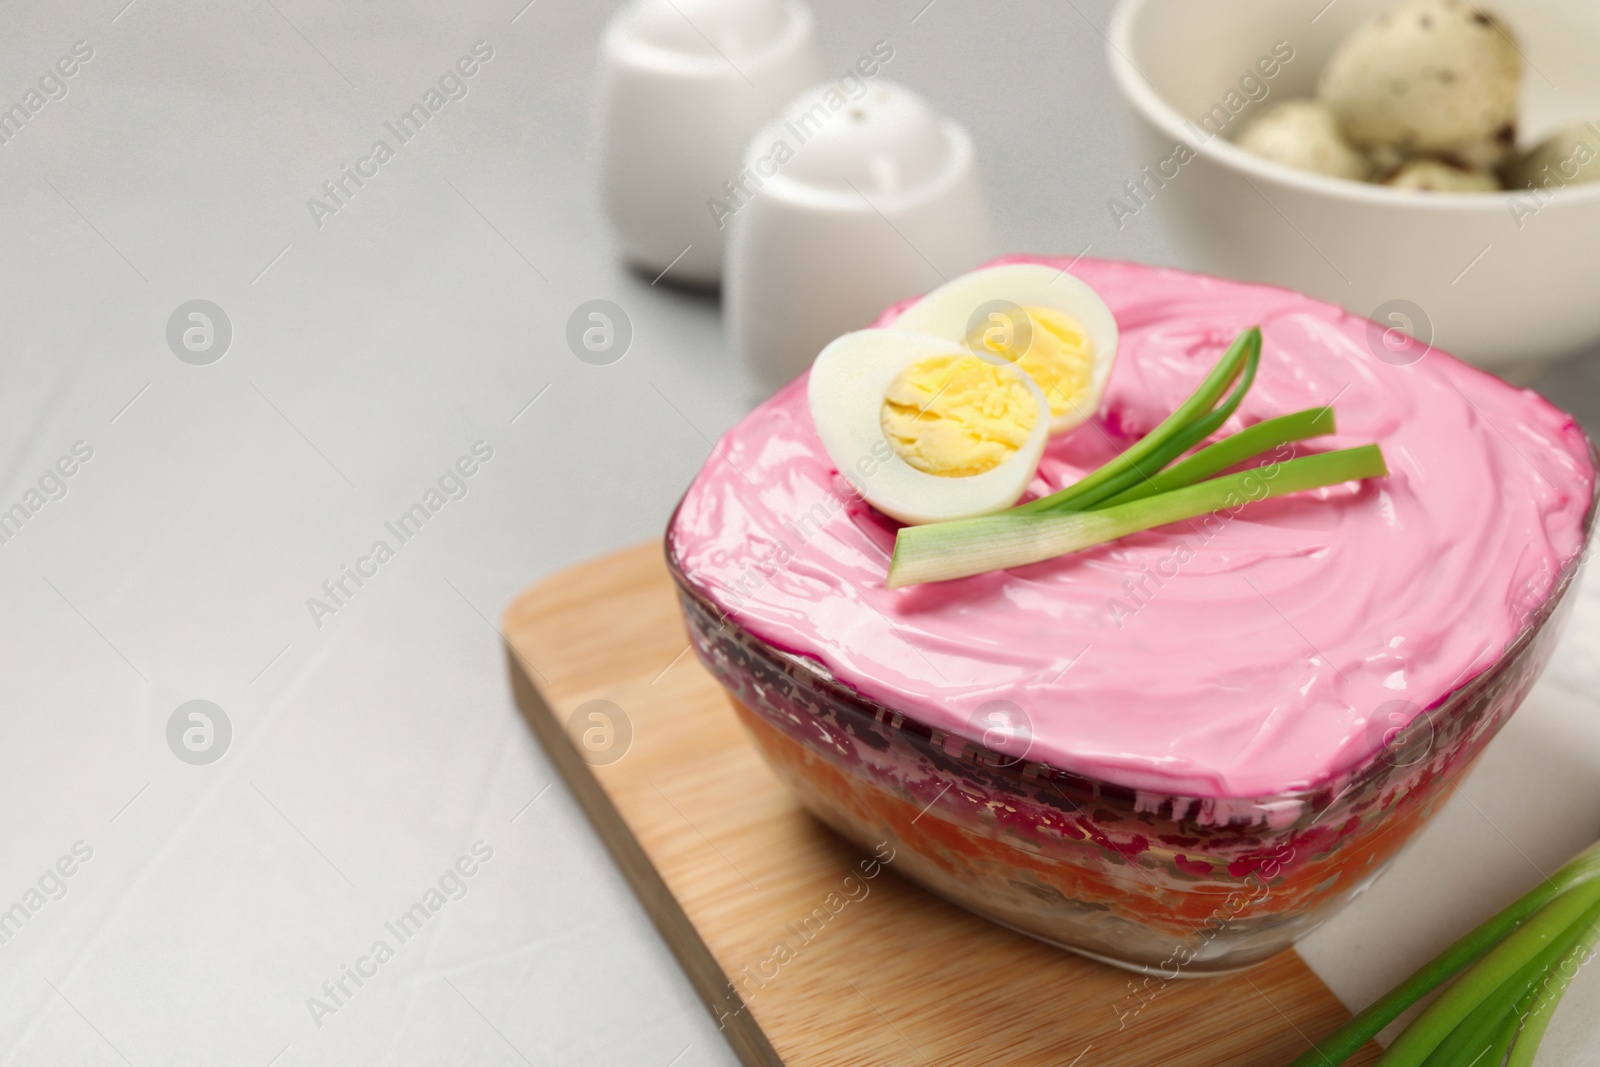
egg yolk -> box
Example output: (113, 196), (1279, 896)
(880, 354), (1038, 477)
(971, 306), (1095, 423)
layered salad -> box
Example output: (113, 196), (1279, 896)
(667, 255), (1596, 970)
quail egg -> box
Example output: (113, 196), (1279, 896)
(1318, 0), (1521, 160)
(807, 328), (1051, 526)
(890, 263), (1119, 435)
(1236, 99), (1371, 181)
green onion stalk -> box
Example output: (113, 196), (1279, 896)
(888, 326), (1385, 588)
(1286, 840), (1600, 1067)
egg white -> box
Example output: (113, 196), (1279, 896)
(807, 328), (1051, 526)
(891, 263), (1119, 433)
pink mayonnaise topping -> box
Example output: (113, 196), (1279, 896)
(669, 256), (1595, 797)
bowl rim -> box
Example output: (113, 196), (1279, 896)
(1105, 0), (1600, 211)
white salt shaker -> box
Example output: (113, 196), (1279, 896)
(725, 80), (992, 391)
(595, 0), (818, 287)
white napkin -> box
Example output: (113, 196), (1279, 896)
(1299, 560), (1600, 1062)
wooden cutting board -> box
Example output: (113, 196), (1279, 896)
(501, 543), (1379, 1067)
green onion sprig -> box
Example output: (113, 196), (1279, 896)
(1014, 327), (1262, 515)
(886, 327), (1385, 588)
(1286, 840), (1600, 1067)
(888, 446), (1385, 588)
(1095, 406), (1336, 509)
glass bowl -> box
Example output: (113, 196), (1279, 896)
(664, 469), (1596, 976)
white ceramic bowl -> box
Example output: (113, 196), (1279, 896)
(1108, 0), (1600, 376)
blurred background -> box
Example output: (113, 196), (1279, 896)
(0, 0), (1596, 1064)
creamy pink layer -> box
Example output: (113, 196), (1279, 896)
(669, 256), (1595, 797)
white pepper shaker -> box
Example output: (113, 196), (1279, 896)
(725, 80), (992, 391)
(595, 0), (818, 287)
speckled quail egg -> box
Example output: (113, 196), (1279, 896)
(1318, 0), (1521, 161)
(1235, 99), (1371, 181)
(1385, 157), (1503, 192)
(1506, 124), (1600, 190)
(1446, 129), (1520, 172)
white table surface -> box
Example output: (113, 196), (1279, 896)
(1, 1), (1596, 1064)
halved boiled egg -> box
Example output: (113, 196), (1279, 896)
(808, 328), (1050, 526)
(891, 263), (1119, 434)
